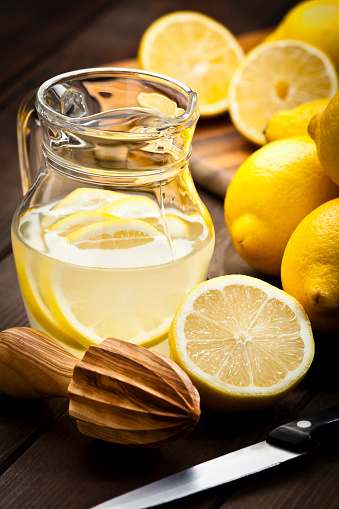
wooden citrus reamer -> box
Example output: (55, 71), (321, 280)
(0, 327), (200, 447)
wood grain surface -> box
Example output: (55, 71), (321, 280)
(0, 1), (338, 508)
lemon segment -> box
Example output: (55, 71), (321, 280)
(169, 275), (314, 412)
(138, 11), (244, 116)
(228, 40), (338, 145)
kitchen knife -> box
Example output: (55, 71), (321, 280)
(91, 405), (339, 509)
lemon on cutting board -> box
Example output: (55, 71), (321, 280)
(228, 39), (338, 145)
(224, 136), (339, 276)
(281, 198), (339, 334)
(138, 10), (244, 116)
(265, 0), (339, 70)
(308, 90), (339, 186)
(265, 99), (329, 142)
(169, 275), (315, 413)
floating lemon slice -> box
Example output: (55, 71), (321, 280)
(97, 195), (161, 219)
(98, 196), (191, 239)
(169, 274), (314, 412)
(42, 188), (126, 229)
(138, 11), (244, 116)
(40, 218), (173, 348)
(164, 215), (190, 238)
(66, 217), (162, 250)
(12, 240), (85, 354)
(228, 39), (338, 145)
(137, 92), (185, 117)
(45, 210), (116, 237)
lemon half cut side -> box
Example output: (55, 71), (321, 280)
(169, 275), (314, 412)
(229, 39), (338, 145)
(138, 10), (244, 116)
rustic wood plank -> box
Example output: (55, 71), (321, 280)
(0, 395), (68, 477)
(220, 393), (339, 509)
(0, 386), (318, 509)
(0, 2), (338, 508)
(0, 0), (120, 104)
(0, 255), (69, 477)
(0, 254), (28, 329)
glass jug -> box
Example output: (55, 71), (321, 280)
(13, 68), (215, 358)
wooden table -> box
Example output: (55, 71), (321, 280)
(1, 1), (338, 508)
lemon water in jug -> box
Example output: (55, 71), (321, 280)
(13, 68), (215, 358)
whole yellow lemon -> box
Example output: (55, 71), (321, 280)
(281, 198), (339, 334)
(265, 99), (329, 142)
(224, 136), (339, 276)
(266, 0), (339, 70)
(308, 90), (339, 186)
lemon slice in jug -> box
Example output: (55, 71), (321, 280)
(45, 210), (116, 236)
(40, 218), (174, 348)
(41, 188), (126, 229)
(13, 241), (84, 353)
(97, 195), (161, 219)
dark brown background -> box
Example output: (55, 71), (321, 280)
(1, 1), (338, 508)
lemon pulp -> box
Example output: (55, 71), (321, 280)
(228, 40), (338, 145)
(138, 11), (244, 116)
(169, 275), (314, 412)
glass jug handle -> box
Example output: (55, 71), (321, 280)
(17, 89), (43, 195)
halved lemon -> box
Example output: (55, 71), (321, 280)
(228, 39), (338, 145)
(40, 218), (172, 348)
(138, 11), (244, 116)
(169, 274), (314, 412)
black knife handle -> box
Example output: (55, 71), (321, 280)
(266, 404), (339, 454)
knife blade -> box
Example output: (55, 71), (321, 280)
(91, 404), (339, 509)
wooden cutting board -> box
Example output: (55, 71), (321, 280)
(105, 28), (272, 198)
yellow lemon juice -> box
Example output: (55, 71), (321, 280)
(12, 188), (214, 358)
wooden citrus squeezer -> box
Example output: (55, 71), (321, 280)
(0, 327), (200, 447)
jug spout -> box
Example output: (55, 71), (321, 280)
(17, 68), (200, 192)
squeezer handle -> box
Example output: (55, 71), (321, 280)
(0, 327), (76, 399)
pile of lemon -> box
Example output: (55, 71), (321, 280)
(138, 1), (339, 142)
(137, 1), (339, 413)
(138, 1), (339, 332)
